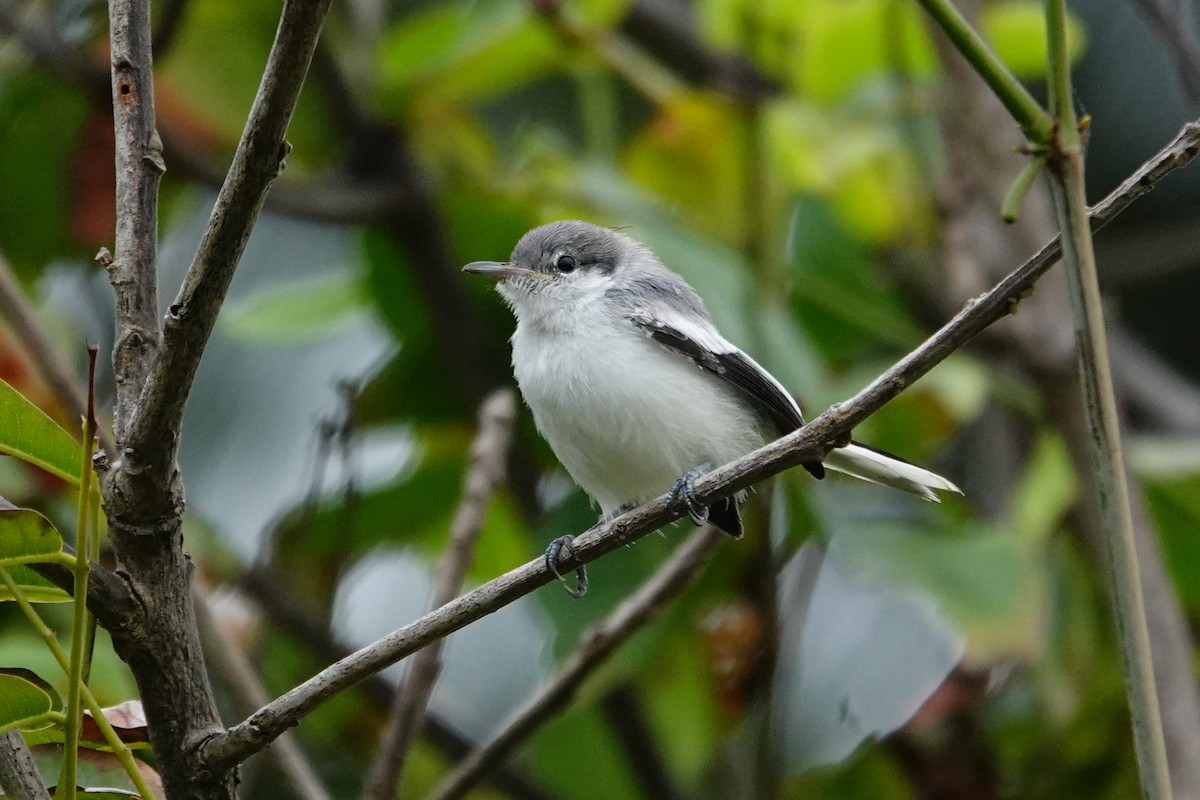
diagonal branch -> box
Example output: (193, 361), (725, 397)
(362, 389), (516, 800)
(198, 119), (1200, 773)
(429, 525), (722, 800)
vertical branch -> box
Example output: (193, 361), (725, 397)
(99, 1), (334, 798)
(107, 0), (163, 443)
(362, 390), (516, 800)
(1043, 1), (1173, 797)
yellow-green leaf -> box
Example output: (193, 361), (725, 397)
(0, 504), (66, 566)
(0, 379), (80, 485)
(0, 668), (59, 730)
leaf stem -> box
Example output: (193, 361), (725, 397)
(0, 713), (66, 737)
(80, 347), (100, 688)
(57, 351), (97, 800)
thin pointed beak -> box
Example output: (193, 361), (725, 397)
(462, 261), (542, 282)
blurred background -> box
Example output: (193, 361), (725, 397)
(1, 0), (1200, 798)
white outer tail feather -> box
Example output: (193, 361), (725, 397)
(823, 444), (962, 502)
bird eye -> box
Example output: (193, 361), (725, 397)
(555, 255), (577, 273)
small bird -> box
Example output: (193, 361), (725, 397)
(465, 221), (960, 595)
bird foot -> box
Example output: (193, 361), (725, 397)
(545, 535), (588, 599)
(668, 464), (713, 526)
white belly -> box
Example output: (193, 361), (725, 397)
(511, 315), (768, 515)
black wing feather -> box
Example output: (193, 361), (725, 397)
(632, 315), (825, 480)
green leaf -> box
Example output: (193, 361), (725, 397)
(0, 504), (66, 564)
(220, 274), (370, 344)
(0, 506), (66, 563)
(0, 503), (70, 602)
(31, 745), (160, 798)
(0, 379), (81, 485)
(0, 668), (59, 730)
(0, 564), (71, 604)
(1146, 476), (1200, 611)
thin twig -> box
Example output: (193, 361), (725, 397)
(361, 389), (516, 800)
(429, 526), (722, 800)
(193, 586), (332, 800)
(1044, 1), (1171, 796)
(107, 0), (163, 444)
(0, 731), (51, 800)
(199, 117), (1200, 773)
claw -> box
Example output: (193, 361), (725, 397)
(545, 535), (588, 598)
(668, 464), (712, 526)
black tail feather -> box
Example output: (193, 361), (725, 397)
(707, 497), (743, 538)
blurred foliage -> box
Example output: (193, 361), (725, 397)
(0, 0), (1196, 799)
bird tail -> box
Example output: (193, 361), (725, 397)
(823, 442), (962, 502)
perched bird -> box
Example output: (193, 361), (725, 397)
(465, 221), (960, 595)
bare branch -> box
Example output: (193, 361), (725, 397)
(0, 731), (51, 800)
(362, 389), (516, 800)
(430, 526), (721, 800)
(93, 2), (333, 799)
(107, 0), (163, 443)
(194, 587), (332, 800)
(200, 117), (1200, 772)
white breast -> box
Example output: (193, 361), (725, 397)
(510, 305), (768, 515)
